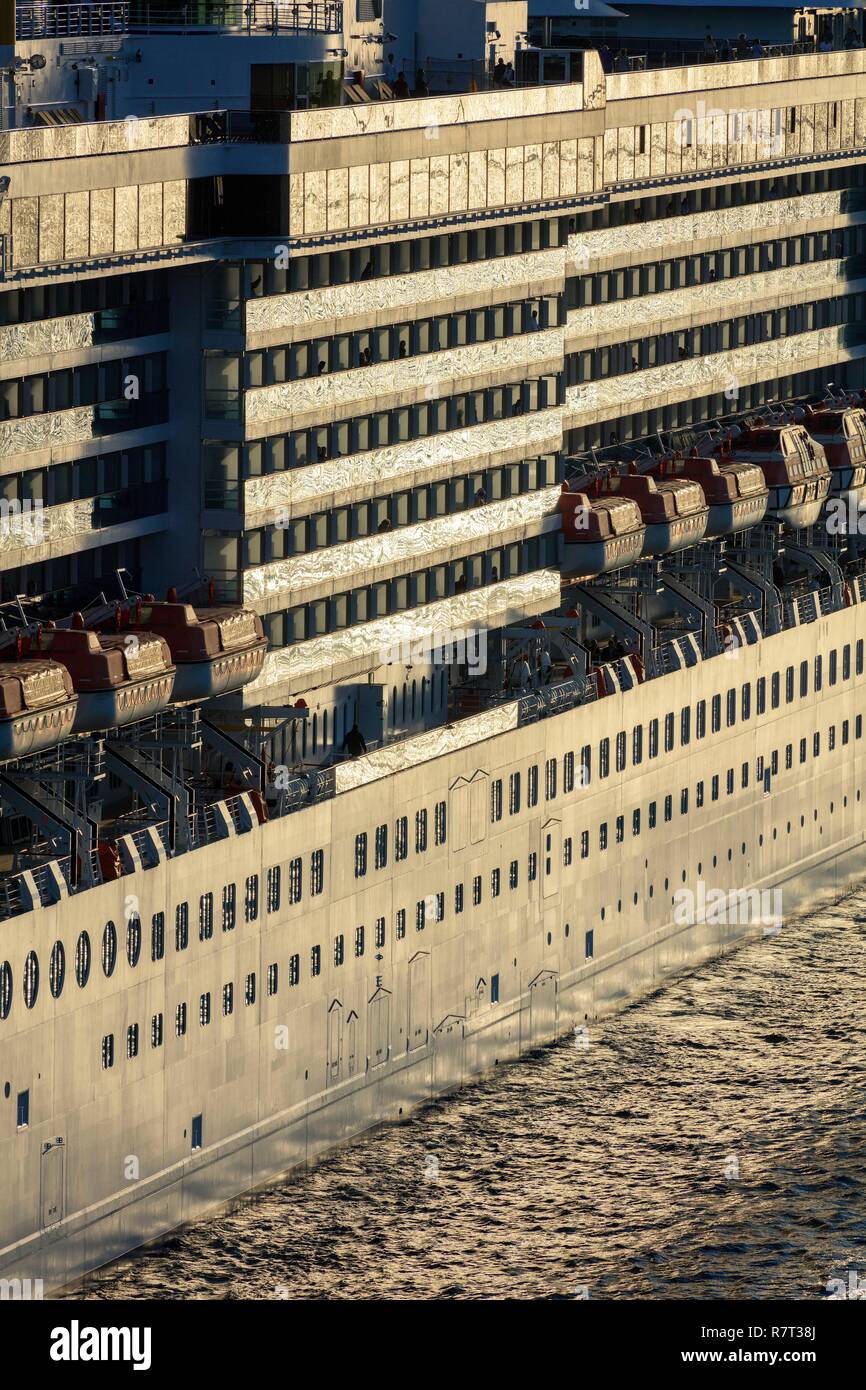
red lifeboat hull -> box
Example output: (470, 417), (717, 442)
(559, 491), (646, 575)
(23, 628), (176, 733)
(0, 660), (78, 760)
(112, 602), (267, 702)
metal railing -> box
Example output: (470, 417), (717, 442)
(189, 109), (289, 144)
(16, 2), (128, 37)
(15, 0), (343, 37)
(602, 38), (862, 74)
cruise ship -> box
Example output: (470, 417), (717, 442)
(3, 0), (866, 1294)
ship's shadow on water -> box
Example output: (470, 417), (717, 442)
(65, 892), (866, 1301)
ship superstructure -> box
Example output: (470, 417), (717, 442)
(4, 2), (866, 1291)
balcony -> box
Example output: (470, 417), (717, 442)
(15, 1), (344, 39)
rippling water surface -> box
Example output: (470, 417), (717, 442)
(72, 890), (866, 1300)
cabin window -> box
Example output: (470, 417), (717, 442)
(455, 885), (464, 914)
(128, 1023), (140, 1059)
(101, 1037), (114, 1070)
(355, 833), (368, 878)
(491, 780), (503, 823)
(199, 992), (211, 1026)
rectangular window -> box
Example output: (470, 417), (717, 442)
(354, 925), (365, 957)
(696, 700), (706, 739)
(726, 689), (736, 727)
(267, 963), (279, 995)
(354, 832), (368, 878)
(491, 973), (500, 1005)
(585, 930), (594, 961)
(491, 779), (503, 822)
(564, 751), (575, 791)
(741, 684), (750, 722)
(151, 912), (165, 962)
(395, 909), (406, 940)
(528, 852), (537, 882)
(648, 719), (659, 758)
(455, 883), (464, 914)
(151, 1013), (164, 1048)
(16, 1089), (29, 1126)
(681, 707), (691, 746)
(509, 772), (521, 814)
(509, 859), (519, 889)
(199, 892), (213, 941)
(310, 848), (325, 895)
(600, 822), (608, 851)
(546, 757), (558, 799)
(814, 731), (821, 758)
(267, 865), (281, 913)
(581, 830), (590, 859)
(175, 1003), (187, 1037)
(244, 874), (259, 922)
(757, 677), (766, 715)
(415, 808), (428, 852)
(221, 883), (236, 932)
(600, 738), (610, 778)
(830, 649), (838, 686)
(726, 769), (734, 796)
(491, 868), (501, 898)
(334, 934), (345, 965)
(245, 972), (257, 1004)
(664, 795), (672, 823)
(815, 655), (823, 692)
(199, 991), (211, 1026)
(289, 856), (302, 904)
(696, 780), (704, 809)
(375, 823), (388, 868)
(680, 788), (689, 816)
(175, 901), (189, 952)
(615, 815), (624, 844)
(771, 672), (780, 709)
(375, 917), (386, 948)
(615, 732), (626, 773)
(649, 801), (657, 829)
(311, 944), (322, 975)
(786, 666), (795, 703)
(191, 1115), (202, 1152)
(528, 765), (539, 806)
(222, 982), (234, 1017)
(664, 713), (674, 752)
(395, 815), (408, 861)
(580, 744), (591, 784)
(742, 761), (749, 789)
(101, 1036), (114, 1069)
(564, 837), (573, 866)
(434, 800), (447, 845)
(711, 775), (719, 801)
(473, 875), (482, 905)
(800, 660), (809, 697)
(711, 694), (721, 733)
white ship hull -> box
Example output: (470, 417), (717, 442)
(2, 598), (865, 1293)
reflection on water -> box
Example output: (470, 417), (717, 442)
(70, 891), (866, 1300)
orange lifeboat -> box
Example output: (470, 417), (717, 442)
(0, 660), (78, 759)
(559, 489), (645, 575)
(720, 419), (831, 528)
(610, 474), (709, 555)
(110, 596), (267, 701)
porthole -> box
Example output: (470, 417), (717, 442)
(773, 828), (777, 841)
(126, 914), (142, 968)
(49, 941), (65, 1000)
(633, 892), (638, 905)
(617, 899), (622, 913)
(23, 951), (39, 1010)
(546, 931), (552, 945)
(830, 801), (834, 814)
(712, 855), (717, 868)
(800, 815), (805, 827)
(0, 961), (11, 1020)
(681, 869), (686, 883)
(102, 921), (117, 978)
(664, 877), (669, 891)
(697, 862), (702, 875)
(75, 931), (91, 988)
(649, 884), (654, 898)
(727, 848), (732, 861)
(787, 821), (791, 834)
(600, 907), (606, 921)
(814, 809), (818, 822)
(741, 843), (746, 855)
(564, 923), (570, 938)
(759, 834), (763, 847)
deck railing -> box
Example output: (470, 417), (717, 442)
(15, 1), (343, 38)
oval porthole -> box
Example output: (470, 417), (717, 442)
(23, 951), (39, 1010)
(49, 941), (65, 1000)
(102, 922), (117, 978)
(76, 931), (91, 988)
